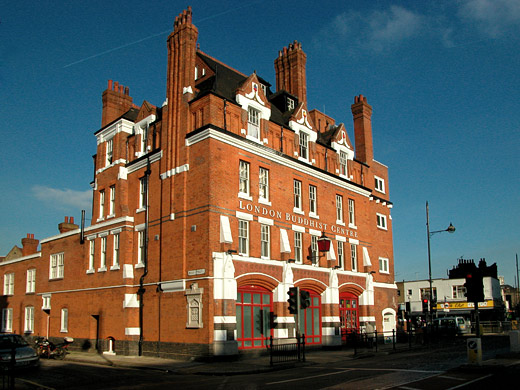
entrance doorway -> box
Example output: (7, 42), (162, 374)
(236, 286), (272, 349)
(339, 292), (359, 342)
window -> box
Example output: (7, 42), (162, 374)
(236, 286), (273, 349)
(339, 151), (347, 176)
(247, 106), (260, 140)
(99, 236), (107, 271)
(3, 273), (14, 295)
(375, 176), (385, 193)
(311, 235), (318, 265)
(61, 308), (68, 332)
(336, 195), (344, 223)
(106, 138), (113, 166)
(99, 190), (105, 219)
(137, 231), (145, 266)
(420, 288), (437, 301)
(239, 161), (250, 196)
(25, 307), (34, 333)
(309, 185), (317, 215)
(42, 294), (51, 310)
(294, 231), (302, 264)
(293, 180), (302, 212)
(377, 213), (387, 230)
(139, 178), (146, 209)
(259, 167), (269, 202)
(351, 244), (358, 271)
(109, 185), (115, 216)
(298, 290), (321, 345)
(88, 240), (95, 272)
(379, 257), (389, 273)
(238, 220), (249, 256)
(50, 253), (64, 279)
(26, 269), (36, 293)
(337, 241), (344, 269)
(299, 131), (309, 160)
(453, 285), (466, 299)
(112, 233), (120, 268)
(348, 199), (355, 227)
(287, 97), (295, 111)
(141, 125), (148, 153)
(260, 225), (270, 259)
(1, 308), (13, 332)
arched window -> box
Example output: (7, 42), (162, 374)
(237, 286), (273, 349)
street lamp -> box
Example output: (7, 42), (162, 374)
(306, 231), (331, 264)
(426, 201), (455, 325)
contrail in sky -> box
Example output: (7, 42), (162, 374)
(63, 1), (264, 68)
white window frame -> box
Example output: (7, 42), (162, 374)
(348, 198), (356, 227)
(2, 308), (13, 332)
(375, 176), (385, 194)
(299, 131), (309, 160)
(141, 124), (148, 154)
(137, 231), (145, 267)
(336, 194), (344, 224)
(247, 106), (260, 140)
(109, 185), (116, 216)
(294, 231), (303, 264)
(24, 306), (34, 333)
(337, 241), (344, 270)
(26, 269), (36, 294)
(50, 253), (64, 280)
(106, 138), (113, 166)
(42, 294), (51, 311)
(60, 308), (68, 332)
(259, 167), (270, 204)
(239, 160), (250, 198)
(99, 190), (105, 219)
(112, 233), (120, 269)
(351, 243), (358, 272)
(309, 185), (317, 216)
(260, 224), (270, 259)
(88, 239), (95, 273)
(238, 220), (249, 256)
(379, 257), (389, 274)
(99, 236), (107, 272)
(377, 213), (388, 230)
(3, 273), (14, 296)
(339, 151), (347, 176)
(293, 180), (302, 213)
(311, 235), (318, 265)
(139, 178), (146, 210)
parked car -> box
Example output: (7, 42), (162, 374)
(0, 334), (39, 369)
(433, 316), (470, 335)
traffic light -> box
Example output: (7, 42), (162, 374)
(300, 290), (310, 310)
(287, 287), (298, 314)
(422, 299), (429, 314)
(465, 272), (484, 303)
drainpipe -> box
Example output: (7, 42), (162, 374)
(138, 157), (151, 356)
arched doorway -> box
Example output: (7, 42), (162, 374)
(298, 289), (321, 345)
(339, 292), (359, 342)
(236, 286), (273, 349)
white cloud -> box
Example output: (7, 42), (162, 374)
(460, 0), (520, 37)
(32, 185), (91, 211)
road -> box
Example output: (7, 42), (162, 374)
(14, 338), (518, 389)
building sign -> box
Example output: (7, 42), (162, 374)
(238, 200), (358, 238)
(435, 300), (495, 310)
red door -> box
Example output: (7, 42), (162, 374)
(339, 292), (359, 342)
(236, 286), (273, 349)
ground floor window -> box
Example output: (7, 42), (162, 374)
(340, 292), (359, 341)
(298, 290), (321, 345)
(236, 286), (272, 349)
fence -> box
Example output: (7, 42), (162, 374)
(0, 348), (15, 390)
(267, 335), (305, 366)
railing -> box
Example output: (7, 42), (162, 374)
(267, 335), (306, 366)
(0, 347), (15, 390)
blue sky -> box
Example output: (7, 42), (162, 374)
(1, 1), (519, 285)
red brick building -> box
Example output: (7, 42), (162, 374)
(1, 7), (396, 358)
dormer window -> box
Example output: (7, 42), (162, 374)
(339, 151), (347, 176)
(141, 125), (148, 154)
(106, 139), (113, 166)
(247, 107), (260, 140)
(299, 131), (309, 160)
(260, 84), (267, 97)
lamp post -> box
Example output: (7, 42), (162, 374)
(426, 201), (455, 325)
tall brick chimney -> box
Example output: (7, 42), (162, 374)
(166, 6), (198, 168)
(351, 95), (373, 164)
(101, 80), (133, 127)
(58, 216), (79, 234)
(21, 234), (39, 256)
(274, 41), (307, 105)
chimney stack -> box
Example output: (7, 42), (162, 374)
(274, 41), (307, 105)
(21, 234), (39, 256)
(101, 79), (133, 127)
(351, 95), (373, 164)
(58, 216), (79, 234)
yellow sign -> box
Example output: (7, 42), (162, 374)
(436, 300), (495, 310)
